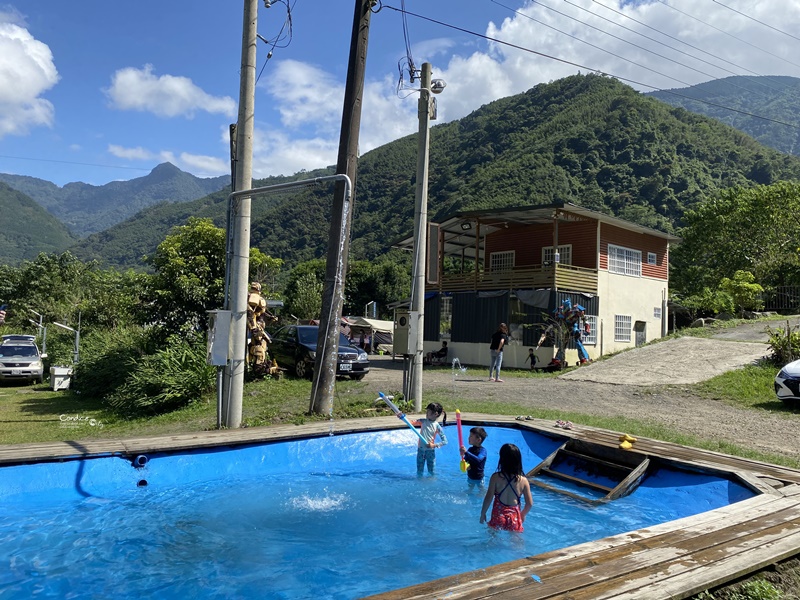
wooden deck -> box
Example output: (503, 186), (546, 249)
(1, 415), (798, 599)
(431, 264), (598, 294)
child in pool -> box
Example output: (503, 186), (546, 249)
(480, 443), (533, 532)
(410, 402), (448, 476)
(460, 426), (488, 487)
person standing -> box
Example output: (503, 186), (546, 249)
(489, 323), (509, 382)
(480, 443), (533, 532)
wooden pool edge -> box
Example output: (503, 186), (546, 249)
(1, 415), (798, 600)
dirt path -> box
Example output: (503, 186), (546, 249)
(362, 323), (800, 463)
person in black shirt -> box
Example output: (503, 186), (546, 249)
(489, 323), (509, 382)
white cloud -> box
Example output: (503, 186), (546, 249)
(0, 18), (59, 138)
(105, 64), (236, 118)
(265, 59), (344, 132)
(107, 142), (227, 178)
(108, 144), (155, 160)
(179, 152), (228, 177)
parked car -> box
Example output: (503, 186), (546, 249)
(1, 334), (36, 342)
(0, 339), (45, 384)
(270, 325), (369, 380)
(774, 359), (800, 406)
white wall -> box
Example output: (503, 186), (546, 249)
(597, 271), (667, 355)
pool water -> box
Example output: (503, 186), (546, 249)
(0, 426), (754, 599)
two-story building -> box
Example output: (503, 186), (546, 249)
(394, 201), (680, 369)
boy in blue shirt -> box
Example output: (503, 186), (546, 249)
(460, 427), (488, 487)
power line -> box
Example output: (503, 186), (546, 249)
(655, 0), (800, 72)
(588, 0), (784, 92)
(494, 0), (709, 88)
(561, 0), (780, 96)
(0, 155), (152, 172)
(711, 0), (800, 44)
(381, 4), (800, 131)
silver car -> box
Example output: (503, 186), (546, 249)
(0, 340), (45, 384)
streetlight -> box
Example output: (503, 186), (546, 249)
(52, 321), (80, 365)
(29, 310), (47, 357)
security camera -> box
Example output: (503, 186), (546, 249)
(263, 0), (272, 7)
(430, 79), (447, 94)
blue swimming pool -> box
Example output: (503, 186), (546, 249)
(0, 426), (755, 599)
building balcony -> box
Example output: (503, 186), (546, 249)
(429, 264), (598, 294)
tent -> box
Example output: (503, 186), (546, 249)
(345, 316), (394, 353)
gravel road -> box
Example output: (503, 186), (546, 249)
(362, 320), (800, 462)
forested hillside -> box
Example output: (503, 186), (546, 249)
(0, 163), (229, 237)
(0, 182), (76, 264)
(67, 74), (800, 270)
(647, 76), (800, 157)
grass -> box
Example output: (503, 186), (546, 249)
(2, 359), (798, 471)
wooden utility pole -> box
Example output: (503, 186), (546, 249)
(309, 0), (373, 415)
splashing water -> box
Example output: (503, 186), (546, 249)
(288, 489), (350, 513)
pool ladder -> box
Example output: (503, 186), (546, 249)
(527, 438), (650, 503)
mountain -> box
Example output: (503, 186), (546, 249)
(646, 76), (800, 157)
(59, 74), (800, 270)
(0, 182), (76, 264)
(68, 167), (335, 268)
(0, 163), (229, 237)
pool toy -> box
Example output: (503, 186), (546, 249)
(456, 409), (468, 472)
(378, 392), (427, 445)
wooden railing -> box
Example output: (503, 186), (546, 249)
(430, 264), (598, 294)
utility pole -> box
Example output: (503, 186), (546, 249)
(309, 0), (374, 415)
(223, 0), (258, 428)
(409, 63), (433, 412)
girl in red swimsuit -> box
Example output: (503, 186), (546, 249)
(480, 444), (533, 532)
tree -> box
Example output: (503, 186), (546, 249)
(249, 249), (283, 299)
(147, 217), (227, 334)
(671, 181), (800, 296)
(288, 273), (323, 320)
(720, 270), (764, 316)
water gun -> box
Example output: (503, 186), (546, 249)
(456, 409), (468, 472)
(378, 392), (427, 445)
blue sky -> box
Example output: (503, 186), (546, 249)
(1, 0), (798, 187)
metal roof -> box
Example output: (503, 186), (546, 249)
(391, 201), (681, 260)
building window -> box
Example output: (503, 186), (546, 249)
(653, 307), (662, 319)
(648, 252), (657, 265)
(583, 315), (597, 345)
(490, 250), (515, 272)
(439, 296), (452, 340)
(608, 244), (642, 277)
(542, 245), (572, 265)
(614, 314), (632, 342)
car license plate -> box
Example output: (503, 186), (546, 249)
(11, 369), (21, 375)
(340, 363), (352, 372)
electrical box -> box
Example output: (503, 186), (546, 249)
(394, 309), (411, 355)
(207, 310), (231, 366)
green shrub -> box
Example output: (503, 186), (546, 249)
(731, 579), (783, 600)
(72, 326), (155, 399)
(107, 333), (215, 414)
(766, 321), (800, 365)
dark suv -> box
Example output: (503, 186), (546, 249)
(270, 325), (370, 380)
(0, 339), (45, 384)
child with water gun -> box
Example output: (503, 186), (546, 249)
(410, 402), (448, 476)
(460, 426), (488, 487)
